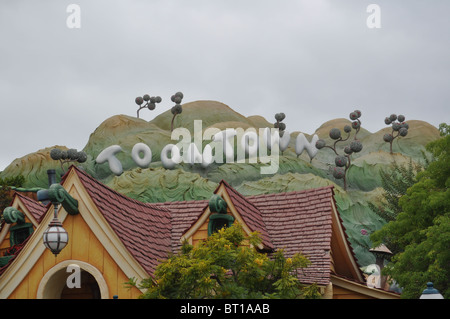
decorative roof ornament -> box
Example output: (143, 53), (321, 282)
(209, 194), (228, 214)
(207, 194), (234, 236)
(37, 170), (79, 216)
(2, 207), (25, 225)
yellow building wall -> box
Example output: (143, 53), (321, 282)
(332, 286), (373, 299)
(7, 212), (142, 299)
(0, 231), (12, 255)
(192, 217), (209, 247)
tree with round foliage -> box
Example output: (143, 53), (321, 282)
(383, 114), (409, 154)
(274, 113), (286, 136)
(129, 224), (321, 299)
(273, 112), (288, 154)
(315, 110), (363, 190)
(50, 148), (87, 173)
(170, 92), (184, 132)
(135, 94), (162, 118)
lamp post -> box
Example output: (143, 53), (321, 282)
(38, 169), (69, 256)
(369, 244), (392, 289)
(420, 282), (444, 299)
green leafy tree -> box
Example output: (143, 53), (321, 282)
(0, 175), (25, 222)
(131, 224), (321, 299)
(369, 160), (422, 223)
(439, 122), (450, 137)
(371, 134), (450, 298)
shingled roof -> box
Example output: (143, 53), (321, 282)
(156, 199), (208, 252)
(220, 180), (274, 250)
(0, 192), (47, 276)
(13, 192), (48, 223)
(155, 180), (356, 286)
(247, 187), (336, 286)
(1, 166), (361, 288)
(73, 166), (173, 275)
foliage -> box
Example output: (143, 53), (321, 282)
(0, 175), (25, 221)
(132, 224), (320, 299)
(369, 160), (422, 223)
(371, 134), (450, 298)
(438, 122), (450, 137)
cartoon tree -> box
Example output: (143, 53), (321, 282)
(274, 113), (286, 136)
(383, 114), (409, 154)
(50, 148), (87, 173)
(315, 110), (364, 191)
(170, 92), (184, 132)
(135, 94), (162, 118)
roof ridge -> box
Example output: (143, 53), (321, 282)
(14, 191), (44, 206)
(219, 180), (262, 212)
(219, 181), (274, 250)
(13, 191), (49, 223)
(67, 166), (173, 275)
(246, 185), (335, 199)
(69, 165), (169, 212)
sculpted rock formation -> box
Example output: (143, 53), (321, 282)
(0, 101), (441, 266)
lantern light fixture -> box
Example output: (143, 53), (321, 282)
(42, 204), (69, 256)
(38, 170), (70, 256)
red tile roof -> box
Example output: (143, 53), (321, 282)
(14, 192), (48, 223)
(73, 166), (173, 275)
(155, 181), (343, 286)
(247, 186), (336, 286)
(220, 180), (274, 250)
(1, 166), (359, 288)
(157, 199), (209, 252)
(0, 193), (46, 276)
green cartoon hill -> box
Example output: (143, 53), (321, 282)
(0, 101), (441, 266)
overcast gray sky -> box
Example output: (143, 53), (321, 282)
(1, 0), (449, 171)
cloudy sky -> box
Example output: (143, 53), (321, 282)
(0, 0), (449, 171)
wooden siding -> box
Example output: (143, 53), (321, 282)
(7, 211), (142, 299)
(332, 285), (374, 299)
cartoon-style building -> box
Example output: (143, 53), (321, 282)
(0, 166), (399, 299)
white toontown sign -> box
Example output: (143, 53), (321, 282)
(96, 120), (319, 175)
